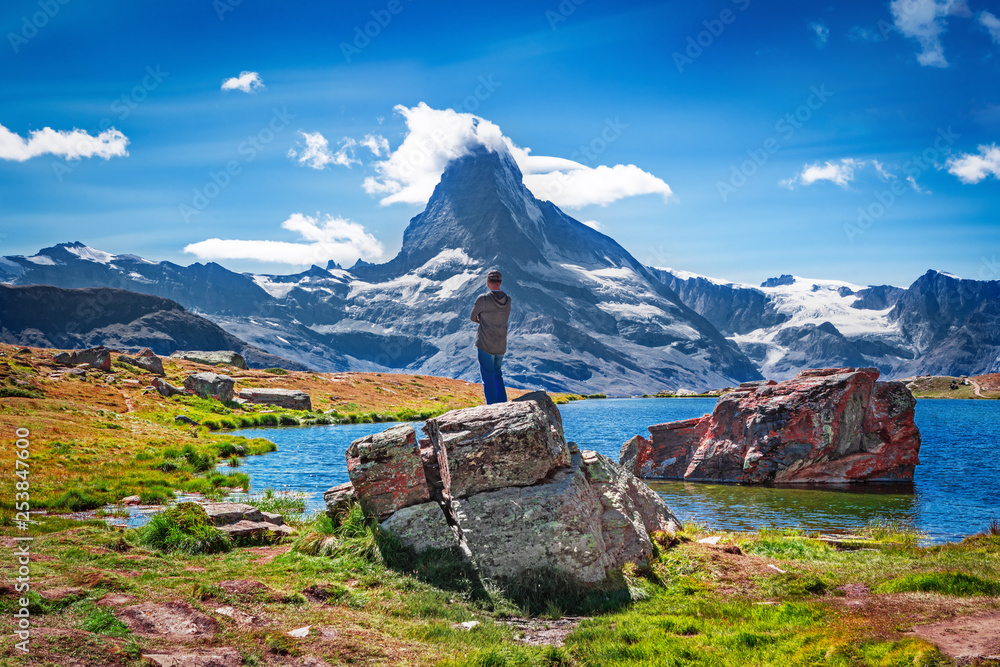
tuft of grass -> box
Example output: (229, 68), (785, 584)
(860, 518), (924, 546)
(0, 384), (45, 399)
(875, 571), (1000, 596)
(264, 367), (290, 375)
(79, 603), (133, 638)
(242, 488), (306, 517)
(51, 489), (105, 511)
(134, 501), (233, 554)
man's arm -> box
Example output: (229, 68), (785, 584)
(470, 296), (482, 323)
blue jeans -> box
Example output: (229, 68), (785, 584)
(477, 348), (508, 405)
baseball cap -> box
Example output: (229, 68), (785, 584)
(487, 270), (502, 282)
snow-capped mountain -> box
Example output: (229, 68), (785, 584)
(0, 145), (762, 393)
(653, 268), (1000, 379)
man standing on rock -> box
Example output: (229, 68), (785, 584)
(470, 269), (511, 405)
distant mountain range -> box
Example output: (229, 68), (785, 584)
(0, 284), (307, 370)
(2, 143), (997, 391)
(653, 268), (1000, 380)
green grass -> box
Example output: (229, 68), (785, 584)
(875, 571), (1000, 596)
(0, 384), (45, 399)
(241, 488), (306, 518)
(79, 603), (133, 638)
(134, 502), (233, 554)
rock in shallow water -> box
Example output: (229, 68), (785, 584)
(620, 367), (921, 483)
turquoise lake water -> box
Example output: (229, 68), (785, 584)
(230, 397), (1000, 543)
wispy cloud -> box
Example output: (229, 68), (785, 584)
(0, 123), (128, 161)
(288, 132), (359, 169)
(780, 158), (858, 189)
(360, 133), (389, 157)
(361, 103), (673, 209)
(184, 213), (383, 266)
(946, 144), (1000, 183)
(809, 21), (830, 46)
(890, 0), (968, 67)
(847, 25), (884, 42)
(980, 11), (1000, 45)
(221, 71), (264, 93)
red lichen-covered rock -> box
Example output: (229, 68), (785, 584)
(620, 367), (921, 483)
(345, 423), (431, 518)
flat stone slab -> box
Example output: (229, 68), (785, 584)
(118, 600), (218, 638)
(141, 649), (242, 667)
(202, 503), (264, 526)
(217, 520), (295, 538)
(238, 388), (311, 410)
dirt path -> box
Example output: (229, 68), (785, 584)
(970, 379), (985, 398)
(120, 390), (137, 412)
(912, 611), (1000, 663)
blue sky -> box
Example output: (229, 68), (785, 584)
(1, 0), (998, 287)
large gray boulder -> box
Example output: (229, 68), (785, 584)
(339, 393), (681, 587)
(238, 388), (311, 411)
(424, 396), (570, 499)
(183, 372), (235, 402)
(171, 350), (248, 370)
(53, 346), (112, 372)
(119, 348), (165, 375)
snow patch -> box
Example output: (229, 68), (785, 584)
(24, 255), (58, 266)
(251, 275), (298, 299)
(64, 244), (116, 264)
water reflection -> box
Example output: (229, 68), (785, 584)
(646, 480), (919, 534)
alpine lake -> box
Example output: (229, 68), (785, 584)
(231, 397), (1000, 544)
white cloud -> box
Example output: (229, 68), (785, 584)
(288, 132), (359, 169)
(873, 160), (895, 180)
(221, 71), (264, 93)
(361, 103), (673, 209)
(980, 11), (1000, 45)
(581, 220), (602, 231)
(890, 0), (966, 67)
(809, 21), (830, 46)
(907, 175), (931, 193)
(782, 158), (858, 189)
(946, 143), (1000, 183)
(360, 133), (389, 157)
(184, 213), (384, 266)
(0, 123), (128, 161)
